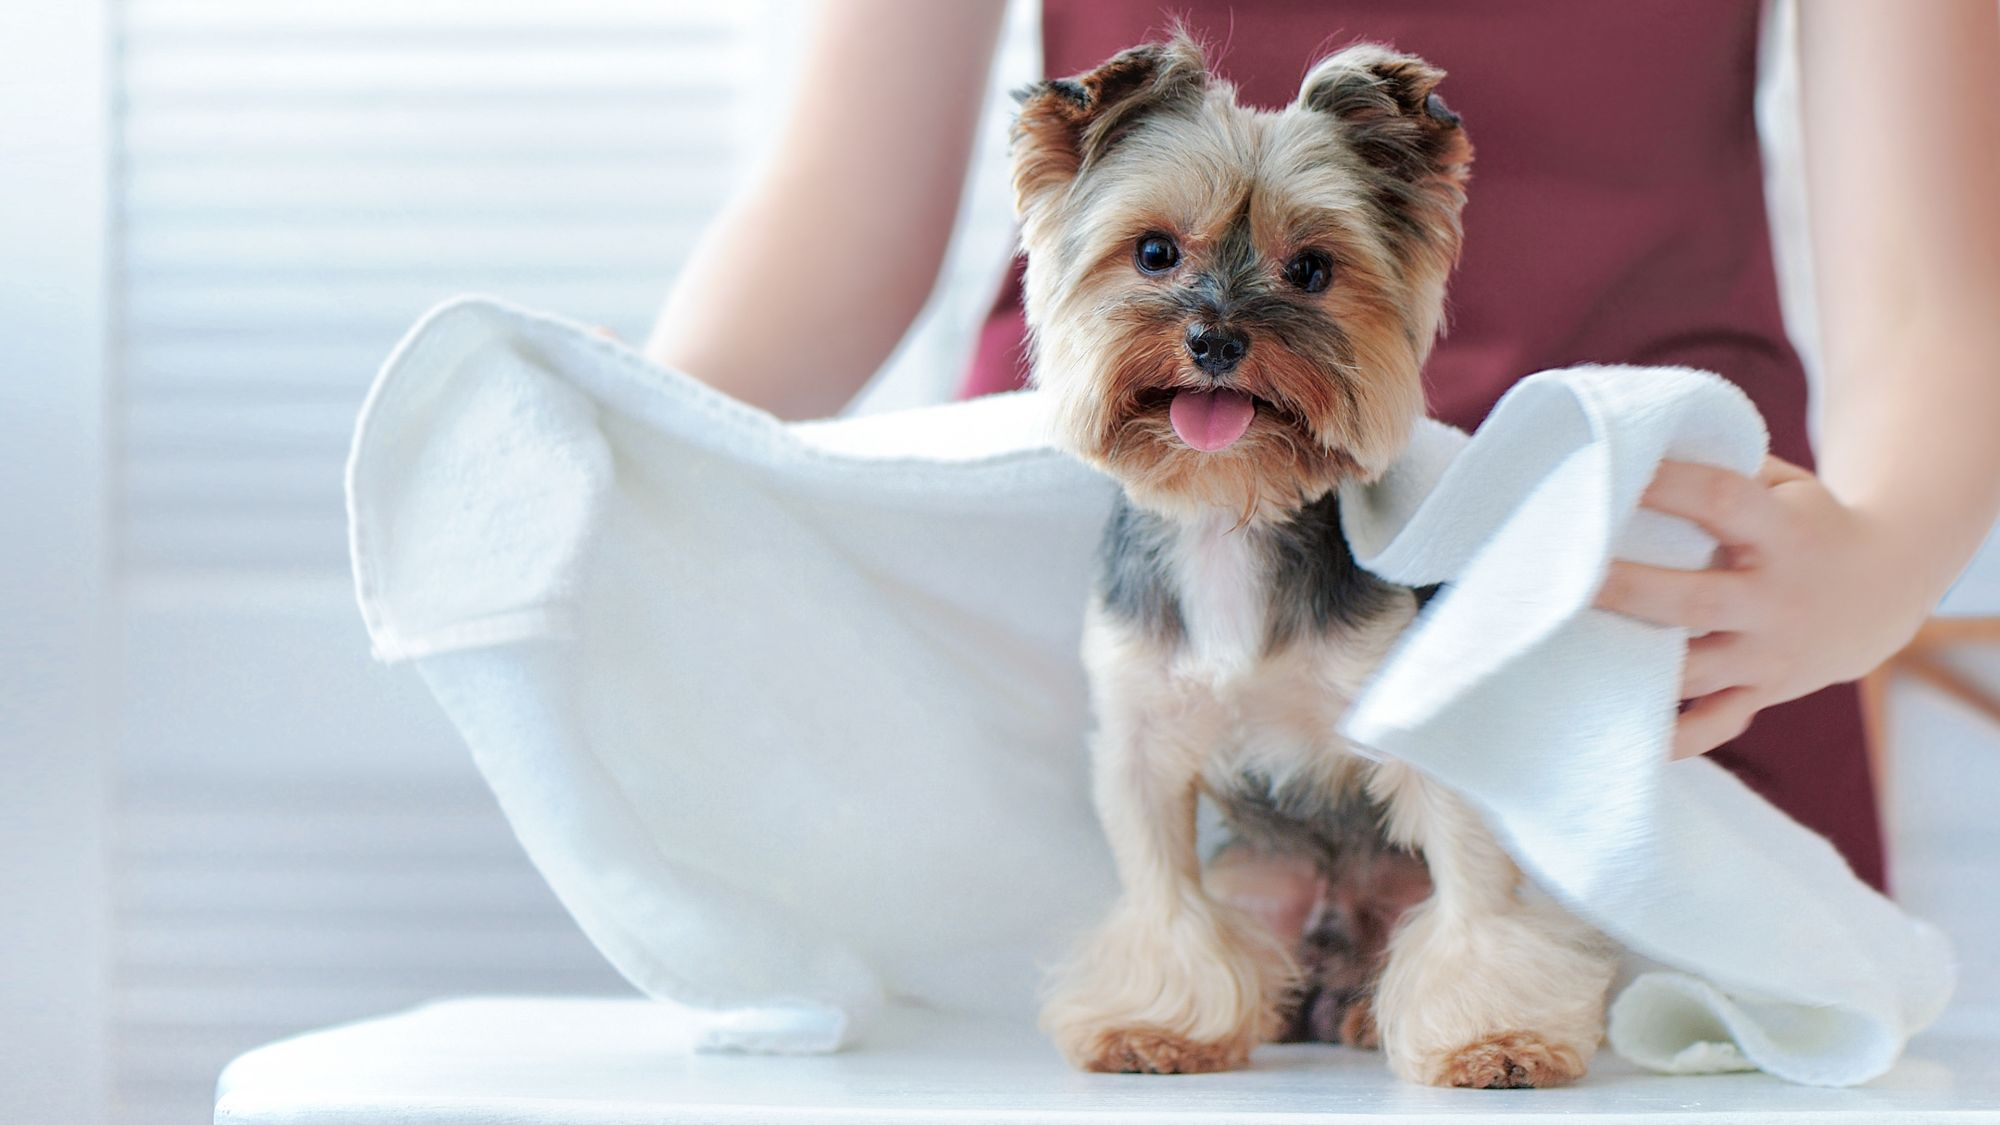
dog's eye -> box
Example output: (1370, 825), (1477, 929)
(1135, 234), (1180, 274)
(1284, 250), (1333, 294)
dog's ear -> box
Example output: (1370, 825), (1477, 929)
(1010, 34), (1209, 211)
(1298, 44), (1470, 183)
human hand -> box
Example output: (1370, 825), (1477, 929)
(1594, 456), (1930, 759)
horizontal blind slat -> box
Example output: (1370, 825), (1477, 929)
(125, 103), (734, 156)
(126, 0), (737, 35)
(125, 46), (744, 96)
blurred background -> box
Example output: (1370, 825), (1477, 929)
(2, 1), (1995, 1123)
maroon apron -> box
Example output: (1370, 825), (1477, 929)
(964, 0), (1887, 891)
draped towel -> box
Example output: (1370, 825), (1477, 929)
(348, 296), (1951, 1084)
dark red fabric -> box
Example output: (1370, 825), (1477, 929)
(964, 0), (1887, 891)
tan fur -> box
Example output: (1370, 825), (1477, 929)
(1046, 595), (1614, 1085)
(1023, 35), (1614, 1088)
(1367, 761), (1616, 1085)
(1435, 1031), (1589, 1089)
(1341, 996), (1381, 1049)
(1014, 37), (1467, 524)
(1040, 600), (1300, 1072)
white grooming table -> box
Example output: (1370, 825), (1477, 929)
(214, 998), (2000, 1123)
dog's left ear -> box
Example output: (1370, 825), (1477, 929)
(1298, 44), (1470, 183)
(1010, 35), (1209, 214)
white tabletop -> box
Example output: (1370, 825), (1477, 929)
(214, 997), (2000, 1124)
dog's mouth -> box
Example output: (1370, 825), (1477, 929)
(1167, 388), (1254, 452)
(1132, 386), (1302, 453)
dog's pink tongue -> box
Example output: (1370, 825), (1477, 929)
(1169, 389), (1255, 452)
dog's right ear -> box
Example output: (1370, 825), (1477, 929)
(1010, 35), (1209, 213)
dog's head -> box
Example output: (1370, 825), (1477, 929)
(1011, 35), (1471, 521)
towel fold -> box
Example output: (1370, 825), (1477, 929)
(349, 296), (1951, 1083)
(1335, 367), (1954, 1085)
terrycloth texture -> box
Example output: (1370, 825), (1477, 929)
(349, 296), (1951, 1084)
(1335, 371), (1955, 1085)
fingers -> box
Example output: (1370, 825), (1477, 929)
(1642, 461), (1780, 548)
(1755, 454), (1811, 486)
(1673, 687), (1758, 760)
(1596, 560), (1762, 633)
(1680, 633), (1754, 699)
(1629, 460), (1791, 756)
(1628, 458), (1802, 760)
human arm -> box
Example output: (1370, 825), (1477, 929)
(644, 0), (1008, 419)
(1595, 0), (2000, 758)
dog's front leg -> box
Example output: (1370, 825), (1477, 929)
(1042, 625), (1292, 1074)
(1368, 762), (1617, 1088)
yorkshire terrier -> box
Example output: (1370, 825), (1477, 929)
(1012, 35), (1617, 1087)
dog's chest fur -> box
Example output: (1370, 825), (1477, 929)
(1171, 512), (1274, 678)
(1097, 490), (1402, 677)
(1095, 491), (1413, 795)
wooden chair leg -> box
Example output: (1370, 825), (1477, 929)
(1858, 664), (1893, 829)
(1899, 651), (2000, 729)
(1866, 616), (2000, 835)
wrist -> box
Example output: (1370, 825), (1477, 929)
(1842, 499), (1960, 640)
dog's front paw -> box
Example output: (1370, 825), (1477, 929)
(1434, 1031), (1586, 1088)
(1375, 892), (1614, 1088)
(1077, 1026), (1252, 1074)
(1042, 894), (1293, 1074)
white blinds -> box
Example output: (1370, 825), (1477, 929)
(114, 0), (1033, 581)
(117, 1), (746, 579)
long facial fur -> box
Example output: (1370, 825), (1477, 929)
(1012, 35), (1472, 524)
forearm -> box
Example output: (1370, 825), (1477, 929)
(1816, 300), (2000, 612)
(646, 0), (1007, 420)
(649, 174), (943, 420)
(1800, 0), (2000, 618)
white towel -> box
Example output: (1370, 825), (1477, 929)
(1335, 369), (1955, 1085)
(349, 296), (1951, 1084)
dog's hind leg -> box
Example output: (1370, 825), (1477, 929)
(1367, 761), (1617, 1088)
(1204, 788), (1434, 1049)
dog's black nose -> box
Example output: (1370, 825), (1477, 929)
(1185, 325), (1248, 376)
